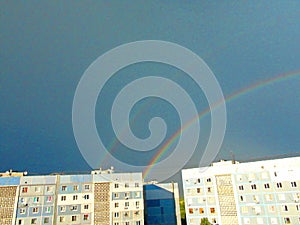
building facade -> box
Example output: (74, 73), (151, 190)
(0, 170), (144, 225)
(144, 182), (181, 225)
(182, 157), (300, 225)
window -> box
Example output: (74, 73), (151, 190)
(124, 212), (129, 217)
(61, 185), (67, 191)
(125, 183), (129, 188)
(268, 205), (276, 213)
(199, 208), (204, 214)
(265, 194), (273, 201)
(84, 194), (89, 200)
(189, 208), (193, 214)
(136, 201), (140, 207)
(18, 219), (23, 225)
(135, 183), (139, 187)
(45, 206), (51, 213)
(253, 195), (259, 203)
(33, 197), (39, 203)
(210, 207), (215, 213)
(34, 187), (41, 192)
(136, 221), (141, 225)
(73, 195), (78, 200)
(84, 204), (89, 210)
(32, 207), (39, 213)
(254, 206), (261, 214)
(243, 218), (250, 224)
(208, 197), (214, 204)
(61, 196), (66, 201)
(239, 185), (244, 190)
(257, 218), (264, 224)
(207, 187), (212, 192)
(70, 205), (78, 211)
(31, 218), (37, 224)
(114, 212), (119, 218)
(264, 183), (270, 189)
(114, 223), (119, 225)
(207, 178), (211, 182)
(278, 194), (286, 201)
(125, 192), (130, 198)
(251, 184), (257, 190)
(125, 202), (129, 208)
(44, 217), (49, 224)
(46, 196), (52, 202)
(84, 184), (90, 190)
(60, 206), (66, 212)
(46, 186), (52, 192)
(22, 187), (28, 193)
(270, 218), (278, 224)
(114, 193), (119, 198)
(284, 217), (291, 224)
(240, 195), (244, 202)
(71, 185), (77, 191)
(19, 208), (26, 214)
(20, 197), (25, 203)
(293, 193), (300, 201)
(283, 205), (288, 211)
(276, 182), (282, 188)
(83, 214), (89, 221)
(291, 181), (297, 187)
(135, 191), (140, 197)
(241, 206), (248, 213)
(71, 216), (77, 221)
(59, 217), (65, 222)
(115, 183), (119, 188)
(125, 222), (129, 225)
(189, 219), (195, 224)
(197, 188), (201, 193)
(115, 202), (119, 208)
(197, 178), (201, 183)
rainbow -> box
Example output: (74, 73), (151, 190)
(143, 69), (300, 179)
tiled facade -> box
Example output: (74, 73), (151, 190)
(182, 157), (300, 225)
(94, 182), (110, 225)
(0, 186), (18, 225)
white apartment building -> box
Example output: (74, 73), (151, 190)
(182, 157), (300, 225)
(0, 169), (144, 225)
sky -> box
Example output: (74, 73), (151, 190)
(1, 1), (300, 183)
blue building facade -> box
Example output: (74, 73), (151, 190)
(144, 183), (181, 225)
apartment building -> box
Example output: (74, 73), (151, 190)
(16, 175), (57, 225)
(143, 182), (181, 225)
(0, 169), (144, 225)
(182, 157), (300, 225)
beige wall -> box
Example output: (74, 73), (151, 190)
(0, 186), (18, 225)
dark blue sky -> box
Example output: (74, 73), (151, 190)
(1, 1), (300, 180)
